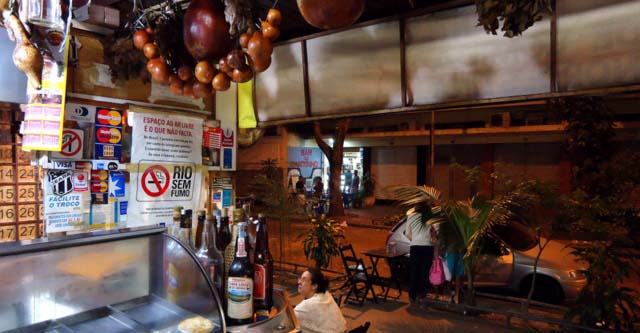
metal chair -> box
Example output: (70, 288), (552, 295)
(339, 245), (378, 305)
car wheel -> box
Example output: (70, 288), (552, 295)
(519, 275), (564, 305)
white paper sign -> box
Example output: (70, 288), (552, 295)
(131, 112), (203, 164)
(44, 170), (90, 233)
(128, 112), (203, 227)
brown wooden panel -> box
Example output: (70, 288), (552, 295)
(0, 165), (15, 183)
(17, 204), (38, 222)
(16, 166), (36, 183)
(0, 225), (16, 242)
(0, 205), (16, 224)
(18, 223), (38, 240)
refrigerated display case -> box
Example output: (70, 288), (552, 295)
(0, 227), (299, 333)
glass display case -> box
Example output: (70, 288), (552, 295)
(0, 227), (224, 333)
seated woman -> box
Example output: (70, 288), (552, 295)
(295, 268), (347, 333)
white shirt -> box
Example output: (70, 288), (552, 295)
(294, 291), (347, 333)
(404, 212), (436, 246)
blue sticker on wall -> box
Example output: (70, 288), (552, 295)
(222, 189), (232, 207)
(109, 170), (125, 197)
(223, 148), (232, 169)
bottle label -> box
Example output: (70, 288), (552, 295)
(227, 277), (253, 320)
(255, 309), (269, 322)
(236, 238), (247, 257)
(254, 264), (266, 300)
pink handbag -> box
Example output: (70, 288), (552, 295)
(429, 256), (446, 286)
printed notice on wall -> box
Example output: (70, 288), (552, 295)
(43, 170), (90, 233)
(128, 112), (203, 227)
(131, 112), (202, 163)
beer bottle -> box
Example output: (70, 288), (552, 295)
(217, 208), (231, 252)
(178, 208), (194, 251)
(195, 210), (206, 249)
(196, 217), (224, 298)
(206, 212), (217, 250)
(253, 214), (273, 321)
(170, 206), (183, 237)
(227, 222), (254, 325)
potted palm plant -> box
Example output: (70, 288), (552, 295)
(393, 183), (536, 306)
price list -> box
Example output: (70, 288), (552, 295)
(0, 107), (42, 242)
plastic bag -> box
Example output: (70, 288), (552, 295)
(442, 256), (452, 281)
(429, 256), (446, 286)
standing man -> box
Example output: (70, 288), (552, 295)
(404, 211), (436, 305)
(351, 170), (360, 194)
(344, 169), (353, 194)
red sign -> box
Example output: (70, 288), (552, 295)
(222, 129), (234, 147)
(141, 165), (170, 197)
(96, 108), (122, 126)
(96, 127), (122, 143)
(91, 181), (108, 193)
(59, 130), (82, 157)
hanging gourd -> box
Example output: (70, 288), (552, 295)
(296, 0), (364, 29)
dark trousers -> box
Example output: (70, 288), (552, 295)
(409, 245), (434, 301)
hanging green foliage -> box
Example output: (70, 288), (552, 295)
(475, 0), (552, 38)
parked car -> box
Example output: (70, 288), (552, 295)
(386, 215), (587, 304)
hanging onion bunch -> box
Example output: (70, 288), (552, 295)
(476, 0), (551, 38)
(131, 0), (282, 99)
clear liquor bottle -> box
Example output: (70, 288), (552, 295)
(196, 218), (224, 299)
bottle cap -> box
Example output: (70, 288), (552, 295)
(197, 209), (206, 217)
(221, 207), (228, 217)
(173, 206), (183, 213)
(258, 213), (265, 218)
(213, 209), (221, 217)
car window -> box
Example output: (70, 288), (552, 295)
(491, 220), (538, 251)
(480, 237), (507, 256)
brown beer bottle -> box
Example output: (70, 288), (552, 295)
(195, 210), (205, 249)
(217, 208), (231, 251)
(253, 214), (273, 321)
(227, 222), (254, 325)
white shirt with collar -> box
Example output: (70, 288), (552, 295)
(404, 212), (436, 246)
(294, 291), (347, 333)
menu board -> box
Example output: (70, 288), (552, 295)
(0, 107), (43, 242)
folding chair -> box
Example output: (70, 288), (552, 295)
(339, 245), (378, 305)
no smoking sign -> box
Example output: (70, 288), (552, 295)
(136, 162), (195, 202)
(51, 129), (83, 160)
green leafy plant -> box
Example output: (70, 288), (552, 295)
(393, 183), (536, 306)
(554, 97), (640, 331)
(300, 214), (346, 269)
(450, 162), (561, 308)
(251, 159), (304, 265)
(556, 97), (616, 194)
(476, 0), (552, 38)
(566, 243), (639, 332)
